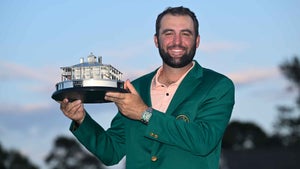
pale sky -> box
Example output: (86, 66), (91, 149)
(0, 0), (299, 168)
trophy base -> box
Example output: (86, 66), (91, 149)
(51, 87), (128, 103)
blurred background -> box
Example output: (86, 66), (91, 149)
(0, 0), (299, 169)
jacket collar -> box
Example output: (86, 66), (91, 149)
(165, 60), (203, 114)
(139, 60), (203, 114)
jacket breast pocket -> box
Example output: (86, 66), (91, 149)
(172, 100), (202, 123)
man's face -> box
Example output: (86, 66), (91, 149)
(154, 14), (200, 68)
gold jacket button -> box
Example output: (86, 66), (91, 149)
(151, 156), (158, 162)
(150, 132), (159, 139)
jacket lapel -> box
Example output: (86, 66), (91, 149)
(136, 61), (203, 115)
(136, 70), (156, 107)
(165, 61), (203, 115)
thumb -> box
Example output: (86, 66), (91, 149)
(124, 79), (138, 95)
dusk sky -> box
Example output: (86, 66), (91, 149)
(0, 0), (299, 168)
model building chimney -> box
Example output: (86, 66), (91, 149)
(98, 56), (102, 64)
(80, 57), (84, 63)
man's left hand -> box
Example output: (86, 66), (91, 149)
(105, 80), (148, 120)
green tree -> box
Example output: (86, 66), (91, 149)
(222, 121), (268, 150)
(45, 136), (104, 169)
(274, 56), (300, 147)
(0, 143), (39, 169)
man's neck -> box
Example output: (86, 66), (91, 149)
(158, 62), (193, 86)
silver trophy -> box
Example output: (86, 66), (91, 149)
(51, 53), (127, 103)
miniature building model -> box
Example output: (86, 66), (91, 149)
(52, 53), (125, 103)
(60, 52), (122, 81)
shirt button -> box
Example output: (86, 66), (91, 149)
(151, 156), (158, 162)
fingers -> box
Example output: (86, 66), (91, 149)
(60, 99), (66, 111)
(124, 80), (138, 94)
(105, 92), (124, 103)
(60, 99), (82, 115)
(59, 99), (85, 125)
(105, 80), (141, 103)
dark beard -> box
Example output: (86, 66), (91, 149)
(158, 42), (197, 68)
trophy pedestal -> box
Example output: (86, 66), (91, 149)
(51, 79), (127, 103)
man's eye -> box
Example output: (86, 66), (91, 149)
(164, 32), (174, 36)
(182, 32), (191, 36)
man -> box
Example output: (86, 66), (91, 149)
(60, 6), (235, 169)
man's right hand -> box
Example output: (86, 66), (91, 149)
(60, 99), (85, 125)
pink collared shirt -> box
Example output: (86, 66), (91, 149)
(151, 61), (195, 113)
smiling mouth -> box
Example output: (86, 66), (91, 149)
(168, 47), (186, 57)
(170, 49), (183, 55)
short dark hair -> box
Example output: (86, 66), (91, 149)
(155, 6), (199, 37)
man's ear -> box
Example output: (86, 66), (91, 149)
(196, 35), (200, 48)
(154, 34), (159, 48)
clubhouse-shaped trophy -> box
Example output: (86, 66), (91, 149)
(51, 52), (127, 103)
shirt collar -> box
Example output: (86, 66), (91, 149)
(152, 61), (195, 88)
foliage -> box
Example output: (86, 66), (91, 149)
(280, 56), (300, 106)
(0, 143), (39, 169)
(222, 121), (268, 150)
(45, 136), (104, 169)
(274, 56), (300, 147)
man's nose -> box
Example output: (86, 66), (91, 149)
(173, 34), (182, 45)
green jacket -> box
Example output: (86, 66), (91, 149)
(71, 61), (235, 169)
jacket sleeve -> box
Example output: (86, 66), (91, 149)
(70, 112), (126, 166)
(144, 77), (235, 156)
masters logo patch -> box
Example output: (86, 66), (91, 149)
(176, 114), (190, 123)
